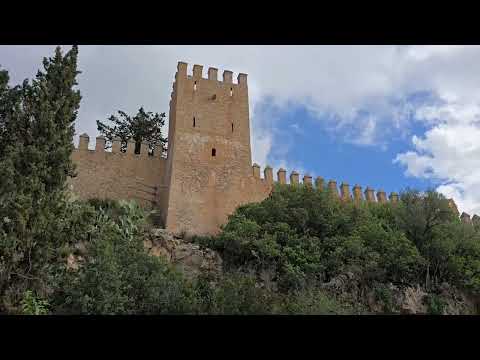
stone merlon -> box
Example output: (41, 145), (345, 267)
(70, 61), (468, 235)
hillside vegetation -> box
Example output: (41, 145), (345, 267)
(194, 184), (480, 314)
(1, 46), (479, 315)
(2, 186), (479, 314)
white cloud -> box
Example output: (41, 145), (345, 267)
(251, 131), (271, 168)
(348, 115), (377, 146)
(2, 45), (480, 212)
(395, 110), (480, 215)
(404, 45), (468, 62)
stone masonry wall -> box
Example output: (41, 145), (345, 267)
(69, 134), (168, 208)
(162, 62), (265, 235)
(68, 61), (470, 236)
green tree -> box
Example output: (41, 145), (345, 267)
(396, 189), (456, 250)
(395, 189), (458, 288)
(194, 271), (275, 315)
(0, 46), (81, 312)
(96, 107), (168, 156)
(21, 290), (49, 315)
(195, 183), (480, 313)
(0, 68), (11, 142)
(56, 201), (197, 314)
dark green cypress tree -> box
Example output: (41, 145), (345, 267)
(0, 46), (81, 311)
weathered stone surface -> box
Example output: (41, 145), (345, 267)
(66, 254), (84, 271)
(399, 286), (428, 314)
(162, 63), (272, 236)
(69, 61), (413, 237)
(150, 245), (172, 261)
(143, 239), (153, 250)
(321, 272), (477, 314)
(146, 228), (223, 279)
(67, 228), (222, 280)
(437, 282), (478, 315)
(69, 143), (167, 209)
(66, 254), (78, 270)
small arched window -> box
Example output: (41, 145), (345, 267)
(193, 117), (196, 127)
(194, 81), (197, 91)
(212, 148), (216, 157)
(231, 123), (234, 132)
(230, 87), (233, 96)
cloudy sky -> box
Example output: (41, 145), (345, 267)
(1, 45), (480, 215)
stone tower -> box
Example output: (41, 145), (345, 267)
(162, 61), (254, 235)
(68, 62), (473, 236)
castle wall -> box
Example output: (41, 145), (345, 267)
(163, 62), (259, 235)
(68, 61), (469, 235)
(69, 134), (168, 209)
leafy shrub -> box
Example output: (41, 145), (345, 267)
(55, 201), (197, 314)
(425, 294), (446, 315)
(196, 184), (480, 309)
(278, 288), (354, 315)
(373, 284), (395, 314)
(21, 290), (49, 315)
(48, 186), (480, 315)
(194, 271), (275, 315)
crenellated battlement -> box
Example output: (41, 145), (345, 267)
(75, 133), (164, 157)
(174, 61), (247, 87)
(459, 211), (480, 225)
(247, 164), (471, 218)
(72, 130), (476, 230)
(163, 60), (253, 235)
(70, 132), (168, 210)
(70, 61), (476, 236)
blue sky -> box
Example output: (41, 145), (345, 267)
(1, 45), (480, 215)
(258, 100), (434, 196)
(252, 89), (448, 197)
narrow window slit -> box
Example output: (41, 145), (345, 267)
(193, 117), (196, 127)
(212, 148), (216, 157)
(194, 81), (197, 91)
(232, 123), (234, 132)
(230, 87), (233, 96)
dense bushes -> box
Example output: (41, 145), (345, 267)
(55, 200), (198, 314)
(1, 193), (357, 314)
(49, 199), (350, 315)
(2, 46), (479, 315)
(4, 183), (478, 314)
(194, 184), (480, 310)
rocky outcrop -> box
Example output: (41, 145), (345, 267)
(365, 283), (428, 314)
(65, 230), (223, 281)
(399, 285), (428, 314)
(66, 231), (478, 315)
(437, 282), (478, 315)
(144, 228), (223, 279)
(66, 241), (87, 270)
(322, 272), (478, 314)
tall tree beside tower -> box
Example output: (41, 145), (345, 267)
(96, 107), (168, 155)
(0, 46), (82, 310)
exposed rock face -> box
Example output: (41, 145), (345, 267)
(322, 272), (478, 314)
(65, 230), (222, 280)
(66, 241), (87, 271)
(437, 282), (478, 315)
(398, 285), (428, 314)
(65, 230), (478, 315)
(145, 228), (223, 279)
(66, 253), (84, 271)
(368, 283), (478, 314)
(322, 272), (361, 301)
(66, 254), (79, 271)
